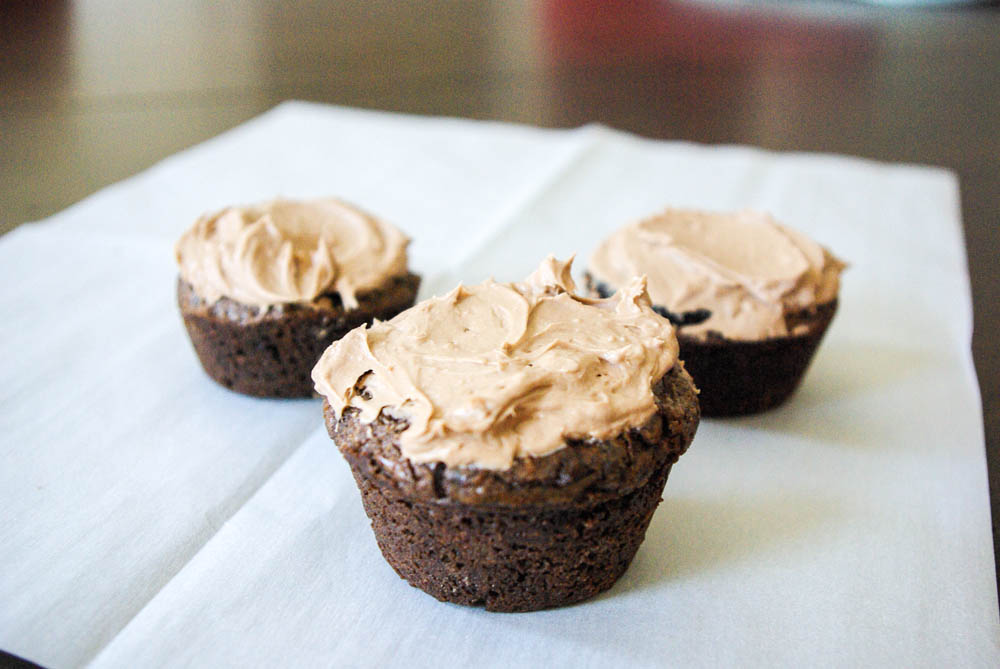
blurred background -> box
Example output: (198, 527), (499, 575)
(2, 0), (998, 582)
(3, 1), (997, 232)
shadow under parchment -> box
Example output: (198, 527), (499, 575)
(622, 492), (844, 585)
(713, 341), (944, 448)
(485, 490), (843, 667)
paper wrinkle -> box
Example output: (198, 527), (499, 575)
(83, 421), (330, 668)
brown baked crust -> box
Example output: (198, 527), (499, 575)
(325, 364), (700, 508)
(585, 272), (837, 416)
(177, 273), (420, 398)
(355, 460), (673, 612)
(677, 301), (837, 416)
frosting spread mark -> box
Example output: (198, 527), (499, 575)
(588, 209), (845, 340)
(312, 256), (679, 470)
(175, 198), (409, 309)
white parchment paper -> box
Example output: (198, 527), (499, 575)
(1, 102), (997, 668)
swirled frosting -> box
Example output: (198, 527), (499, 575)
(589, 209), (845, 340)
(311, 256), (680, 470)
(175, 198), (409, 309)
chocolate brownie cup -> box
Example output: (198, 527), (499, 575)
(587, 208), (845, 416)
(313, 257), (699, 612)
(175, 197), (419, 398)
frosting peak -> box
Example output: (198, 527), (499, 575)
(589, 209), (845, 340)
(523, 253), (578, 295)
(312, 256), (679, 470)
(175, 198), (409, 309)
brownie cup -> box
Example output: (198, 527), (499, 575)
(587, 208), (845, 417)
(178, 273), (419, 398)
(175, 197), (419, 398)
(313, 256), (700, 611)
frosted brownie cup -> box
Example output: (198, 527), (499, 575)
(587, 209), (845, 416)
(312, 257), (699, 612)
(175, 198), (419, 397)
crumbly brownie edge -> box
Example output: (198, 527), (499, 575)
(354, 460), (673, 612)
(326, 364), (700, 507)
(677, 301), (837, 416)
(178, 273), (420, 398)
(584, 272), (838, 416)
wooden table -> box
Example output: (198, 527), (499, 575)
(3, 0), (998, 594)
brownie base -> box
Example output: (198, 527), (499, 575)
(353, 461), (673, 612)
(326, 365), (699, 611)
(178, 273), (420, 398)
(677, 300), (837, 416)
(585, 273), (837, 417)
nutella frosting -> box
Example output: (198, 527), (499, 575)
(175, 198), (409, 309)
(312, 257), (680, 470)
(589, 209), (845, 340)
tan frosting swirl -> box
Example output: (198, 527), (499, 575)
(589, 209), (845, 340)
(175, 198), (409, 309)
(311, 256), (679, 470)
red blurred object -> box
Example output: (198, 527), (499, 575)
(540, 0), (875, 67)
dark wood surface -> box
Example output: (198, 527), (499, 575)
(3, 0), (998, 594)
